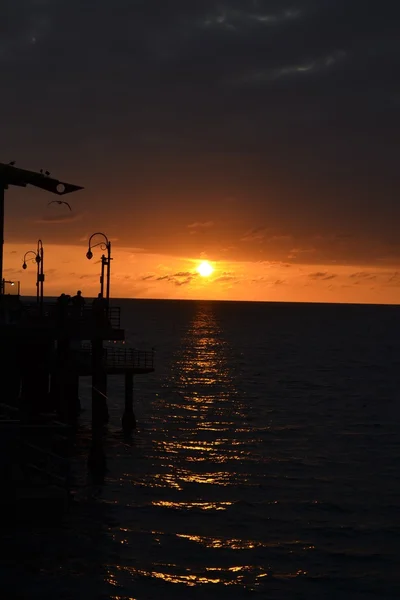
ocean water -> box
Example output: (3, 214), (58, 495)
(6, 300), (400, 599)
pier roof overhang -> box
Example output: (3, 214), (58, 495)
(0, 162), (83, 195)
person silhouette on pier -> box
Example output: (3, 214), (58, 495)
(71, 289), (85, 319)
(56, 293), (69, 326)
(92, 292), (108, 327)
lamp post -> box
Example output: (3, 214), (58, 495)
(1, 279), (19, 295)
(22, 239), (44, 312)
(86, 232), (112, 303)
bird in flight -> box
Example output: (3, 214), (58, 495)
(48, 200), (72, 211)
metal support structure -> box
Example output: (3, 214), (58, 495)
(37, 240), (44, 312)
(106, 243), (111, 303)
(100, 254), (105, 298)
(23, 240), (44, 312)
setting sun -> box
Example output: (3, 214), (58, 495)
(197, 261), (214, 277)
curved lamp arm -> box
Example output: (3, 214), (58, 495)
(22, 250), (37, 270)
(86, 232), (110, 260)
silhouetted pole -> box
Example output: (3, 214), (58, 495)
(88, 426), (106, 483)
(100, 255), (105, 298)
(37, 240), (44, 314)
(88, 338), (107, 481)
(36, 252), (40, 305)
(23, 240), (44, 312)
(106, 241), (111, 304)
(20, 337), (53, 418)
(54, 336), (71, 421)
(0, 184), (4, 294)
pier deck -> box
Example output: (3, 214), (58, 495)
(23, 302), (122, 329)
(3, 302), (125, 340)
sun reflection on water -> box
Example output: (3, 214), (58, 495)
(166, 303), (239, 402)
(104, 303), (271, 594)
(176, 533), (267, 549)
(107, 562), (310, 591)
(110, 563), (273, 588)
(151, 500), (232, 510)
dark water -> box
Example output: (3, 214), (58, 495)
(6, 300), (400, 599)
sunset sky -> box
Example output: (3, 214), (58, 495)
(2, 1), (400, 303)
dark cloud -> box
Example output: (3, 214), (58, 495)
(214, 275), (237, 283)
(156, 275), (170, 281)
(309, 271), (337, 280)
(323, 274), (337, 281)
(268, 235), (293, 243)
(387, 272), (400, 287)
(34, 212), (84, 224)
(150, 270), (198, 286)
(241, 226), (267, 242)
(288, 247), (316, 259)
(350, 272), (377, 280)
(174, 278), (192, 286)
(187, 221), (214, 229)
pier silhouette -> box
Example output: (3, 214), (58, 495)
(0, 162), (155, 523)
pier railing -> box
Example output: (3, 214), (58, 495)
(104, 347), (155, 370)
(22, 302), (121, 329)
(79, 345), (155, 371)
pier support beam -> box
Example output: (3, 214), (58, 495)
(122, 372), (136, 434)
(91, 339), (109, 426)
(87, 426), (106, 483)
(19, 340), (52, 418)
(64, 368), (80, 421)
(3, 338), (21, 407)
(88, 339), (108, 481)
(52, 338), (76, 423)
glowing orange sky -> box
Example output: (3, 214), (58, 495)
(2, 3), (400, 305)
(3, 242), (400, 304)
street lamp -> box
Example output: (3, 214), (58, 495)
(86, 232), (112, 302)
(22, 239), (44, 311)
(1, 279), (19, 295)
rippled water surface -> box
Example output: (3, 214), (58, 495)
(6, 300), (400, 599)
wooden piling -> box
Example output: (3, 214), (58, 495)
(91, 338), (109, 426)
(122, 371), (136, 434)
(53, 337), (71, 422)
(19, 340), (51, 418)
(87, 426), (106, 482)
(88, 339), (108, 479)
